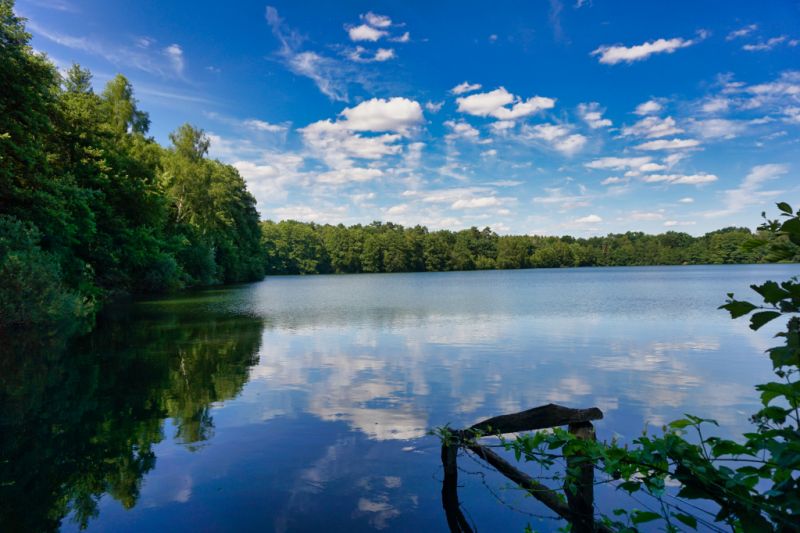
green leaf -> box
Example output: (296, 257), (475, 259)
(630, 510), (662, 525)
(719, 300), (757, 318)
(673, 512), (698, 529)
(749, 311), (781, 330)
(777, 202), (793, 214)
(751, 281), (790, 304)
(668, 418), (692, 429)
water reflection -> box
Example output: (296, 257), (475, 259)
(0, 265), (796, 532)
(0, 303), (263, 531)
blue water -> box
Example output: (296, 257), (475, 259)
(12, 264), (798, 532)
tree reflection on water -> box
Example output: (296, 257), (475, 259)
(0, 302), (263, 531)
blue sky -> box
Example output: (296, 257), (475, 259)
(18, 0), (800, 235)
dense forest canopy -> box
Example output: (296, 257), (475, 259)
(259, 220), (770, 275)
(0, 1), (264, 333)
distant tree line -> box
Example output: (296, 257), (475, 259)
(260, 220), (770, 275)
(0, 2), (264, 332)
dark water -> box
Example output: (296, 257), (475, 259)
(2, 265), (798, 532)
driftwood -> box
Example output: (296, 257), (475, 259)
(467, 403), (603, 436)
(441, 403), (610, 533)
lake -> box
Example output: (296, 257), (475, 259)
(2, 264), (798, 532)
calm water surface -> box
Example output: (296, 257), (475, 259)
(2, 265), (798, 532)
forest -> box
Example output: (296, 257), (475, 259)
(260, 220), (766, 275)
(0, 3), (264, 333)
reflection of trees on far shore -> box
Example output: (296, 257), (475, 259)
(0, 304), (263, 531)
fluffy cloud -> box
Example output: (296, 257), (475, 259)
(425, 101), (444, 113)
(592, 36), (697, 65)
(456, 87), (555, 120)
(339, 97), (424, 134)
(348, 46), (395, 62)
(522, 123), (586, 155)
(622, 116), (683, 138)
(243, 119), (287, 132)
(362, 12), (392, 28)
(689, 118), (747, 139)
(163, 44), (184, 76)
(585, 156), (653, 170)
(348, 24), (387, 42)
(636, 138), (701, 151)
(578, 102), (612, 129)
(444, 120), (481, 141)
(641, 173), (718, 185)
(574, 214), (602, 224)
(634, 100), (663, 115)
(451, 81), (482, 95)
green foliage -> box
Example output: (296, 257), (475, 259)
(0, 2), (265, 335)
(258, 219), (768, 275)
(0, 215), (93, 333)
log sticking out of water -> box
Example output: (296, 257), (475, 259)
(467, 403), (603, 436)
(440, 403), (610, 533)
(464, 442), (613, 533)
(441, 444), (474, 533)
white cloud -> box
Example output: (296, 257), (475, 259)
(267, 7), (354, 102)
(481, 149), (498, 157)
(317, 167), (383, 184)
(743, 36), (787, 52)
(574, 214), (602, 223)
(585, 156), (653, 170)
(706, 163), (788, 217)
(641, 173), (718, 185)
(386, 204), (409, 215)
(391, 32), (411, 43)
(490, 120), (516, 132)
(577, 102), (612, 129)
(622, 116), (683, 138)
(163, 44), (185, 76)
(425, 101), (444, 113)
(243, 119), (287, 132)
(27, 20), (188, 79)
(456, 87), (555, 119)
(601, 176), (626, 185)
(636, 138), (701, 151)
(339, 97), (424, 134)
(664, 220), (696, 227)
(678, 197), (694, 203)
(592, 36), (697, 65)
(348, 24), (388, 42)
(689, 118), (747, 139)
(726, 24), (757, 40)
(701, 98), (730, 114)
(362, 12), (392, 28)
(523, 123), (586, 155)
(634, 99), (663, 115)
(451, 197), (501, 209)
(629, 212), (664, 221)
(444, 120), (481, 141)
(348, 46), (395, 62)
(451, 81), (482, 95)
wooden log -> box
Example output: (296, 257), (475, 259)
(441, 443), (474, 533)
(564, 421), (596, 533)
(467, 403), (603, 436)
(466, 442), (613, 533)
